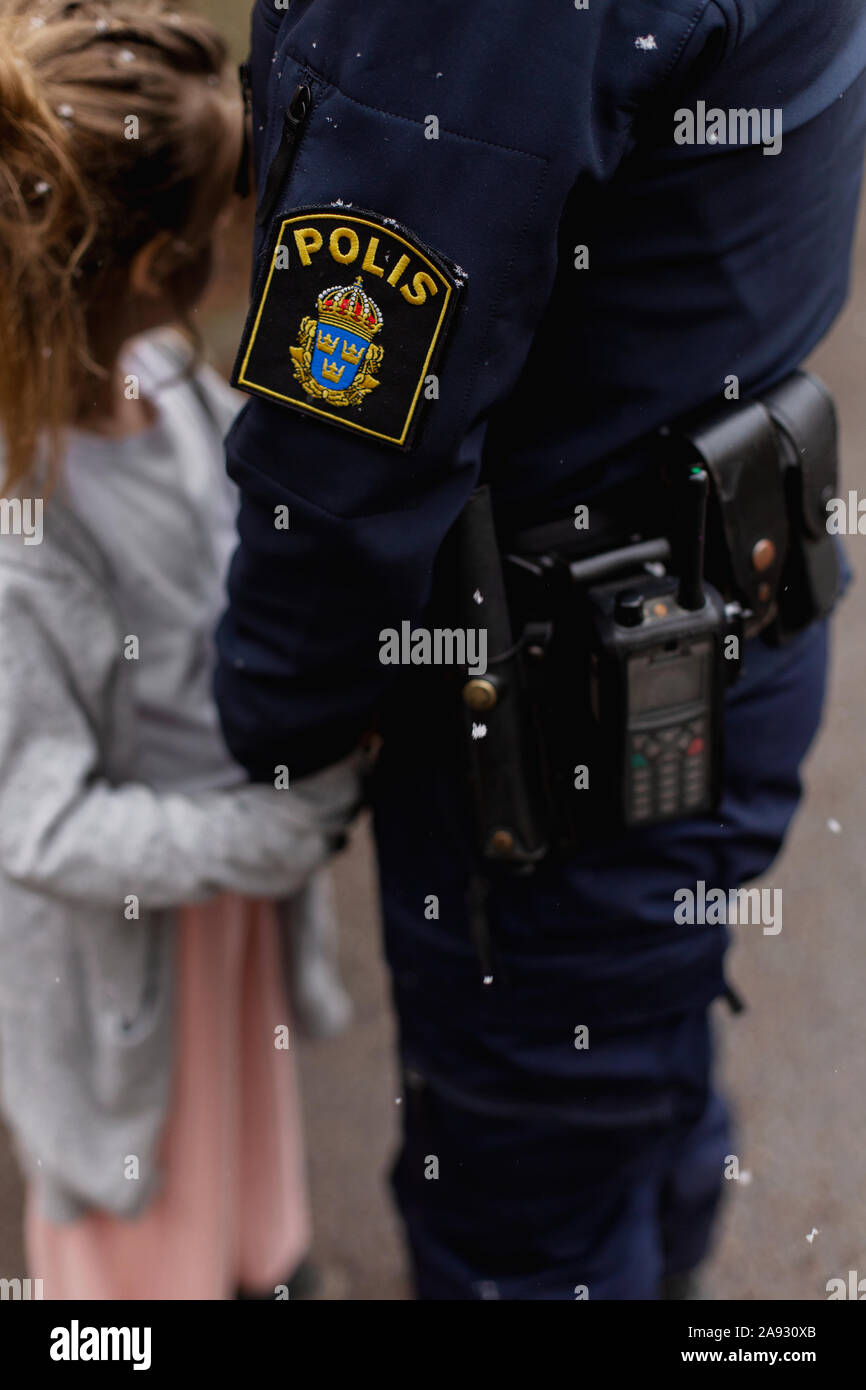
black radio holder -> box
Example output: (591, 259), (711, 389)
(453, 370), (841, 866)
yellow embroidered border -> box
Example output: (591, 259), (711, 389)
(238, 213), (453, 446)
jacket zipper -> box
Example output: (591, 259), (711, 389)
(234, 60), (253, 197)
(256, 82), (312, 227)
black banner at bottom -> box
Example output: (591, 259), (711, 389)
(0, 1298), (859, 1376)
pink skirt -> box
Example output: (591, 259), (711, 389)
(25, 895), (312, 1300)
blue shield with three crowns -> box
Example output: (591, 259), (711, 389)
(311, 323), (369, 392)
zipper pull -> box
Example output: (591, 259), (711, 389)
(234, 60), (254, 198)
(239, 59), (252, 113)
(256, 83), (312, 227)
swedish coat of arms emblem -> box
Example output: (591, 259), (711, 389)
(289, 275), (384, 407)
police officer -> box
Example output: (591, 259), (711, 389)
(215, 0), (866, 1299)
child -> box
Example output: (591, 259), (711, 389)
(0, 0), (358, 1299)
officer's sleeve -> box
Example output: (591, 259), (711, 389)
(215, 0), (737, 780)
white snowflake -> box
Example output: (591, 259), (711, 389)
(472, 722), (488, 741)
(635, 34), (657, 51)
(806, 1228), (820, 1244)
(827, 817), (842, 834)
(472, 588), (484, 605)
(482, 974), (494, 986)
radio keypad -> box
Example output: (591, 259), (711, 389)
(628, 718), (709, 822)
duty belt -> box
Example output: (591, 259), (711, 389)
(507, 372), (842, 643)
(448, 369), (844, 868)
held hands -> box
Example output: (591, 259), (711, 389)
(224, 747), (370, 900)
(284, 746), (370, 846)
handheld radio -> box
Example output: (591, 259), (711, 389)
(457, 467), (748, 864)
(582, 468), (739, 827)
(455, 372), (834, 863)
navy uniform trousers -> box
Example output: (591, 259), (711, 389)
(216, 0), (866, 1299)
(371, 621), (829, 1299)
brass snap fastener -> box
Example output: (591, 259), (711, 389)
(462, 678), (498, 711)
(751, 538), (776, 573)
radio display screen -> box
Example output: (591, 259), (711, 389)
(629, 653), (703, 714)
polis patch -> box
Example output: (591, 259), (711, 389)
(232, 208), (464, 448)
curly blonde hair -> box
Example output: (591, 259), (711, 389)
(0, 0), (241, 491)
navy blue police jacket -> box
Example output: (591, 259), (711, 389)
(215, 0), (866, 781)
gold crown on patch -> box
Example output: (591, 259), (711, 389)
(318, 276), (384, 342)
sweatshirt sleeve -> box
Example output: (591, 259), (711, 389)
(0, 579), (359, 909)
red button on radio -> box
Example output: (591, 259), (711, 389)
(687, 737), (705, 757)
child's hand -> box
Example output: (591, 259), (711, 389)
(222, 750), (366, 898)
(287, 749), (367, 841)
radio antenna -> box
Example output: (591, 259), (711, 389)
(676, 466), (709, 611)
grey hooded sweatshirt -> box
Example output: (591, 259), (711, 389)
(0, 333), (360, 1223)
